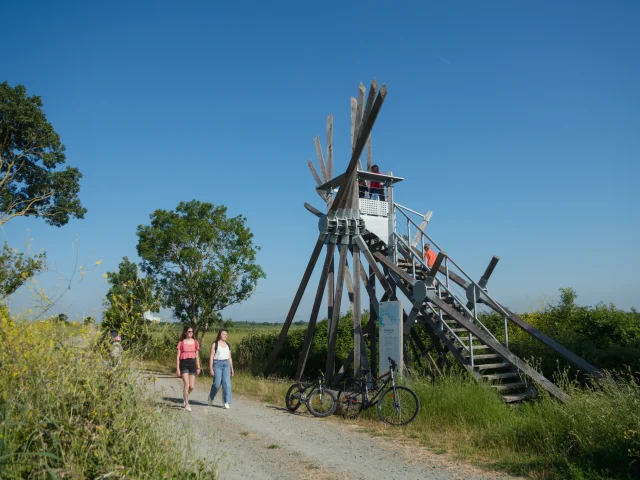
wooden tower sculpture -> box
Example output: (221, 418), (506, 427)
(265, 80), (603, 403)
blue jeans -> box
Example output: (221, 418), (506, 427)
(208, 360), (232, 404)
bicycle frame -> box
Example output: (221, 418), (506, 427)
(359, 365), (398, 409)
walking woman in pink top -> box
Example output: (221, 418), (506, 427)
(176, 325), (201, 411)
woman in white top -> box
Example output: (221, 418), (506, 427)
(208, 329), (234, 408)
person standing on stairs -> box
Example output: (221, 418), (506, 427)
(422, 243), (437, 274)
(369, 164), (385, 201)
(208, 329), (234, 409)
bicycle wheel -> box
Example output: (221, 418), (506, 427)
(377, 386), (420, 426)
(285, 383), (305, 412)
(336, 388), (363, 418)
(306, 388), (337, 418)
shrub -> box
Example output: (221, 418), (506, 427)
(0, 316), (218, 479)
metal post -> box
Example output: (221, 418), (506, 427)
(444, 257), (450, 290)
(504, 314), (509, 350)
(387, 173), (396, 264)
(407, 218), (415, 278)
(468, 332), (474, 368)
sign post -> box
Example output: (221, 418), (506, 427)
(378, 300), (403, 373)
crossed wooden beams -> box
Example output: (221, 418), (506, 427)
(264, 80), (387, 383)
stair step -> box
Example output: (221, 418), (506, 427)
(482, 372), (520, 381)
(491, 381), (529, 391)
(459, 345), (490, 350)
(475, 362), (510, 371)
(450, 328), (467, 333)
(502, 389), (537, 403)
(468, 353), (503, 360)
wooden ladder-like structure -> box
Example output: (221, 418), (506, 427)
(265, 80), (603, 403)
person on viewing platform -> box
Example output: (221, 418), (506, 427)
(359, 178), (369, 198)
(208, 329), (234, 409)
(176, 325), (201, 412)
(369, 164), (385, 201)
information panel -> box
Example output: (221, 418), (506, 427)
(378, 300), (403, 372)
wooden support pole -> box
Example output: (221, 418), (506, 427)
(331, 83), (387, 212)
(314, 136), (329, 182)
(354, 236), (395, 297)
(425, 252), (446, 287)
(355, 83), (365, 170)
(352, 244), (363, 376)
(478, 256), (499, 288)
(326, 114), (333, 179)
(325, 244), (348, 383)
(265, 238), (325, 376)
(303, 202), (323, 218)
(369, 264), (378, 376)
(295, 242), (337, 380)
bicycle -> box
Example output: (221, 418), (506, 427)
(337, 357), (420, 426)
(285, 371), (337, 418)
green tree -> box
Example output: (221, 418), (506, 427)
(102, 257), (161, 346)
(136, 200), (265, 341)
(0, 82), (86, 228)
(0, 242), (46, 301)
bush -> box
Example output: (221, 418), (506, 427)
(0, 316), (218, 479)
(234, 312), (371, 378)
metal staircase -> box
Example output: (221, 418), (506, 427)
(358, 203), (603, 403)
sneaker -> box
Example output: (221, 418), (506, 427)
(223, 403), (230, 409)
(185, 405), (192, 412)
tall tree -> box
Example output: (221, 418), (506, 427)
(0, 82), (86, 228)
(0, 242), (46, 301)
(137, 200), (265, 340)
(102, 257), (161, 345)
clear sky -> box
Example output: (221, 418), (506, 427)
(1, 0), (638, 323)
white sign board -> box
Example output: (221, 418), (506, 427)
(378, 300), (403, 373)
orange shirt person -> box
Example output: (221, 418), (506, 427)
(424, 244), (436, 268)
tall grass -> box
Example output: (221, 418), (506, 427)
(0, 315), (218, 479)
(395, 372), (640, 479)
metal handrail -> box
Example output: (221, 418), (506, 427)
(393, 204), (511, 319)
(393, 232), (500, 346)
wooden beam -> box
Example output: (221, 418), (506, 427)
(369, 265), (378, 376)
(499, 305), (603, 378)
(330, 83), (387, 212)
(355, 83), (365, 170)
(425, 252), (446, 287)
(353, 244), (364, 376)
(350, 97), (357, 152)
(410, 328), (441, 377)
(295, 242), (337, 380)
(478, 256), (499, 288)
(426, 291), (570, 401)
(411, 211), (433, 247)
(265, 238), (325, 376)
(403, 301), (423, 341)
(362, 78), (378, 133)
(354, 236), (395, 297)
(326, 113), (333, 179)
(314, 136), (329, 183)
(303, 202), (323, 218)
(308, 161), (328, 202)
(325, 244), (348, 383)
(366, 135), (373, 172)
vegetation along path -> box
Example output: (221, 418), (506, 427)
(148, 373), (522, 480)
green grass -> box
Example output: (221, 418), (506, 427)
(0, 318), (218, 479)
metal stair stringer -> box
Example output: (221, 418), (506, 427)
(373, 249), (569, 403)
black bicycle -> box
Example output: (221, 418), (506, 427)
(285, 371), (337, 418)
(337, 357), (420, 426)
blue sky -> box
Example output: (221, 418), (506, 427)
(1, 0), (638, 323)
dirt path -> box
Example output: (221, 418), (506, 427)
(147, 373), (522, 480)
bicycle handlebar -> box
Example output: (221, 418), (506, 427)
(388, 357), (397, 369)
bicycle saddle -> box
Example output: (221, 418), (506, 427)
(300, 376), (311, 381)
(361, 369), (371, 375)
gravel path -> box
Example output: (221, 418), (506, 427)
(147, 373), (522, 480)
